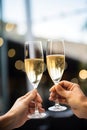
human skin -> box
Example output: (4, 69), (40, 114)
(0, 89), (44, 130)
(49, 80), (87, 119)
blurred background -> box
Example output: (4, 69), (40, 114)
(0, 0), (87, 130)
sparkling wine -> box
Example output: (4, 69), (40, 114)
(46, 54), (65, 84)
(25, 58), (44, 88)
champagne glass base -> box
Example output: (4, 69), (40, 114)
(27, 112), (47, 119)
(48, 105), (67, 111)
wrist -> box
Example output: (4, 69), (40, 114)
(0, 111), (15, 130)
(81, 95), (87, 107)
(80, 96), (87, 119)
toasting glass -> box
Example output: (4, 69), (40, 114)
(46, 39), (67, 111)
(24, 41), (47, 118)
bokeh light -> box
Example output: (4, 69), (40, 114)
(8, 48), (16, 58)
(0, 37), (4, 47)
(15, 60), (24, 71)
(79, 69), (87, 80)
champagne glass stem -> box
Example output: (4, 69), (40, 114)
(55, 91), (60, 108)
(55, 103), (61, 108)
(35, 104), (39, 115)
(33, 87), (40, 116)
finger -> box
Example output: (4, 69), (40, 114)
(38, 107), (45, 113)
(23, 89), (37, 98)
(37, 102), (43, 108)
(59, 80), (74, 90)
(29, 100), (43, 110)
(58, 98), (68, 105)
(36, 93), (42, 103)
(29, 107), (35, 114)
(49, 92), (62, 101)
(49, 92), (56, 100)
(55, 84), (67, 98)
(49, 96), (56, 101)
(49, 85), (56, 92)
(50, 92), (55, 97)
(25, 89), (37, 103)
(29, 101), (35, 107)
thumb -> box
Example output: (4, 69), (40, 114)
(55, 84), (67, 98)
(25, 89), (37, 103)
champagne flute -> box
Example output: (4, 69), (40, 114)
(24, 41), (46, 118)
(46, 39), (67, 111)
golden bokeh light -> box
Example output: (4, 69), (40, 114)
(15, 60), (24, 71)
(0, 37), (4, 47)
(8, 49), (16, 58)
(5, 23), (15, 32)
(79, 69), (87, 80)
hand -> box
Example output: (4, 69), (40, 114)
(0, 89), (44, 130)
(49, 80), (87, 119)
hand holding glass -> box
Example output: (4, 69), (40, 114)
(24, 41), (46, 118)
(46, 39), (67, 111)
